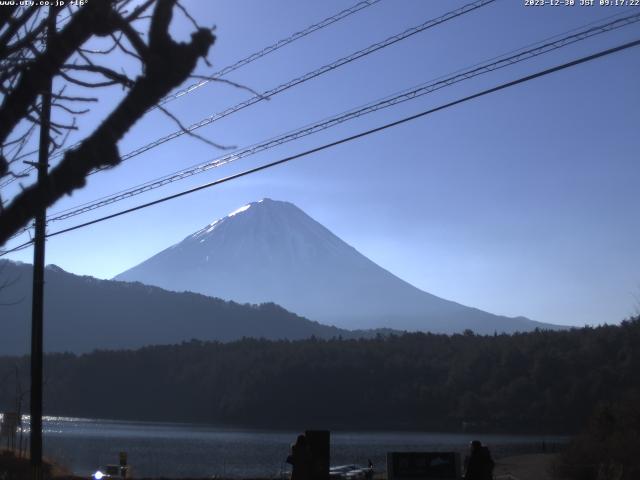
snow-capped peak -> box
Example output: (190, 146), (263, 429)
(190, 199), (271, 240)
(228, 203), (252, 217)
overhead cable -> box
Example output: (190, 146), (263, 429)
(88, 0), (497, 175)
(0, 0), (383, 188)
(3, 36), (638, 256)
(43, 11), (640, 225)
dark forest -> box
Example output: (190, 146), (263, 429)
(2, 317), (638, 433)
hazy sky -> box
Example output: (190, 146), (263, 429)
(3, 0), (639, 327)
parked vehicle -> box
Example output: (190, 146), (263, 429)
(329, 464), (373, 480)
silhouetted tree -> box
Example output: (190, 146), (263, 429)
(0, 0), (216, 245)
(554, 390), (640, 480)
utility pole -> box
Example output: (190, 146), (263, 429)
(30, 7), (55, 480)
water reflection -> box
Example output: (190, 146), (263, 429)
(13, 416), (567, 478)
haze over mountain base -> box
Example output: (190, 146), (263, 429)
(0, 260), (350, 355)
(116, 199), (562, 334)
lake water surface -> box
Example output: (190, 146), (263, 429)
(20, 416), (566, 478)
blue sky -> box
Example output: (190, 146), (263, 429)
(3, 0), (640, 327)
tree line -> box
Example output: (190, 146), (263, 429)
(1, 317), (639, 433)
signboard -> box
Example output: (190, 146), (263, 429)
(306, 430), (330, 480)
(387, 452), (461, 480)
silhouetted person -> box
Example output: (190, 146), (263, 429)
(464, 440), (494, 480)
(289, 434), (312, 480)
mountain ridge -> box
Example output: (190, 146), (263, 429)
(0, 259), (361, 355)
(115, 198), (563, 334)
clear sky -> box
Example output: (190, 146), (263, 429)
(3, 0), (640, 327)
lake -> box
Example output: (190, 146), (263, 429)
(15, 416), (566, 478)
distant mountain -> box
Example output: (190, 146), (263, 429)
(0, 260), (351, 355)
(116, 198), (562, 333)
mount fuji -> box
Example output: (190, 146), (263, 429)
(115, 199), (560, 334)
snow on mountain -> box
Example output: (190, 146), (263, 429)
(115, 198), (561, 333)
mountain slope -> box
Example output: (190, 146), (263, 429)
(115, 199), (561, 333)
(0, 260), (348, 355)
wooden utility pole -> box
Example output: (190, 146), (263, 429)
(30, 7), (55, 479)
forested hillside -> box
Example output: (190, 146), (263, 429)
(1, 318), (638, 433)
(0, 260), (351, 354)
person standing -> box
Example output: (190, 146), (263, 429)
(288, 434), (312, 480)
(464, 440), (494, 480)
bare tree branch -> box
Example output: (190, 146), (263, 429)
(157, 104), (235, 151)
(189, 74), (266, 99)
(51, 94), (99, 102)
(59, 70), (122, 89)
(1, 13), (47, 58)
(0, 6), (38, 55)
(115, 17), (149, 60)
(124, 0), (157, 22)
(0, 0), (120, 144)
(0, 0), (216, 245)
(62, 63), (135, 88)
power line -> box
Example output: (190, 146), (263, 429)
(3, 36), (638, 256)
(41, 11), (640, 226)
(0, 0), (383, 188)
(4, 0), (496, 226)
(1, 238), (33, 256)
(3, 0), (495, 191)
(87, 0), (496, 175)
(155, 0), (383, 108)
(48, 7), (638, 218)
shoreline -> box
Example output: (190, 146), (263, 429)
(494, 453), (558, 480)
(3, 449), (561, 480)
